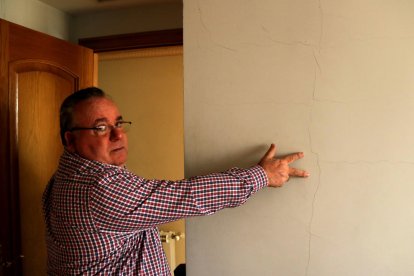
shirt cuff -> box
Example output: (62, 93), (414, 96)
(248, 165), (268, 193)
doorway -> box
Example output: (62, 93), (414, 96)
(98, 45), (185, 274)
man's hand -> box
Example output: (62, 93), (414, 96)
(258, 144), (309, 187)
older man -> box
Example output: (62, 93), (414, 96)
(42, 87), (309, 275)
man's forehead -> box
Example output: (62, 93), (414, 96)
(93, 116), (123, 124)
(73, 97), (122, 124)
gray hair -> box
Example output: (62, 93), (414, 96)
(59, 87), (106, 146)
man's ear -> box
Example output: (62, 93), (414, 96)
(64, 131), (76, 153)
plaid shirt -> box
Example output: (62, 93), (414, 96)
(42, 150), (268, 275)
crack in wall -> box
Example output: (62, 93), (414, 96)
(306, 153), (321, 276)
(312, 51), (322, 75)
(198, 1), (321, 52)
(317, 0), (324, 53)
(306, 1), (324, 275)
(197, 0), (237, 53)
(260, 24), (318, 49)
(267, 37), (316, 48)
(305, 65), (322, 276)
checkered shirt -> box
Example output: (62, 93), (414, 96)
(42, 150), (268, 275)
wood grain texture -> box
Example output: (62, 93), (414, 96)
(0, 18), (94, 275)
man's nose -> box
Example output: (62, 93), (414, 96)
(109, 127), (124, 140)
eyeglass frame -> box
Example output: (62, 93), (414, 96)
(68, 120), (132, 136)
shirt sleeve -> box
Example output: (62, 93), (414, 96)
(90, 165), (268, 232)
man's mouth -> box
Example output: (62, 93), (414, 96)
(111, 146), (125, 153)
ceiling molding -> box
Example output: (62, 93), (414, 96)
(78, 28), (183, 53)
(38, 0), (181, 14)
(99, 45), (182, 60)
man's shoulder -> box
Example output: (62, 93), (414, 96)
(57, 150), (135, 183)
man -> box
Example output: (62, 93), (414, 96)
(43, 87), (309, 275)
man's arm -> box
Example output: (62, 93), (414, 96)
(91, 144), (309, 232)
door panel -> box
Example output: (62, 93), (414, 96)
(0, 19), (94, 275)
(11, 62), (76, 275)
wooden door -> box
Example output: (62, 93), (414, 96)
(0, 19), (95, 275)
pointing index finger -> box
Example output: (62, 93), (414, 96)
(283, 152), (304, 164)
(289, 167), (310, 177)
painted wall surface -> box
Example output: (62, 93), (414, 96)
(184, 1), (414, 275)
(98, 50), (184, 181)
(69, 3), (183, 43)
(0, 0), (69, 39)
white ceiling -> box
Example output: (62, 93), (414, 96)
(39, 0), (181, 14)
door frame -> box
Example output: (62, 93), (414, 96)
(80, 29), (184, 274)
(78, 28), (183, 53)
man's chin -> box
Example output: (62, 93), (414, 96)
(110, 148), (128, 167)
(112, 158), (127, 167)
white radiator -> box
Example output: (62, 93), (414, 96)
(160, 231), (185, 274)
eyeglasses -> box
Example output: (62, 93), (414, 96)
(69, 121), (132, 136)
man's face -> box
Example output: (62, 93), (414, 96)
(65, 97), (129, 167)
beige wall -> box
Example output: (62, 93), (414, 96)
(184, 1), (414, 275)
(0, 0), (69, 39)
(98, 48), (184, 179)
(98, 47), (185, 270)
